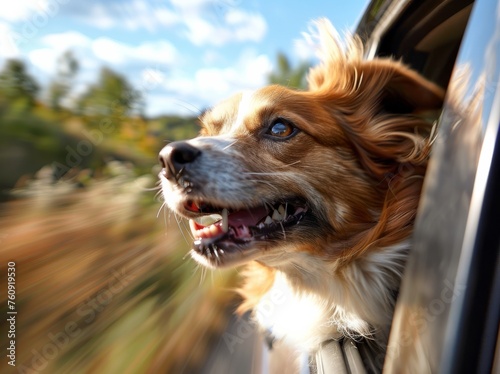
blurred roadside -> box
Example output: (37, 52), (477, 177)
(0, 55), (242, 373)
(0, 162), (243, 373)
(0, 55), (198, 201)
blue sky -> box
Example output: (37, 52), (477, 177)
(0, 0), (368, 116)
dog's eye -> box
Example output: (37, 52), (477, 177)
(266, 119), (298, 140)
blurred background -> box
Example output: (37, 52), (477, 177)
(0, 1), (365, 373)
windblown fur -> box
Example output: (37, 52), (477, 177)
(159, 18), (444, 369)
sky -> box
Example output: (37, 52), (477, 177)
(0, 0), (368, 117)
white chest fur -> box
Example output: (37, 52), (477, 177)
(252, 242), (409, 352)
(253, 271), (346, 351)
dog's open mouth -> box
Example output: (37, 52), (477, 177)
(185, 198), (308, 266)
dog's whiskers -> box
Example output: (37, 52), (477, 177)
(175, 166), (185, 181)
(200, 266), (207, 285)
(244, 161), (301, 175)
(174, 213), (195, 246)
(223, 140), (239, 150)
(153, 189), (164, 200)
(244, 171), (295, 177)
(279, 221), (286, 240)
(280, 160), (301, 168)
(141, 185), (162, 192)
(156, 201), (167, 219)
(247, 179), (280, 193)
(172, 99), (202, 116)
(213, 245), (221, 263)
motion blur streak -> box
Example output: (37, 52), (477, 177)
(0, 162), (238, 374)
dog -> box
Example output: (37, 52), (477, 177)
(158, 19), (444, 369)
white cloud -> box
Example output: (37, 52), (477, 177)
(29, 48), (96, 78)
(0, 0), (50, 23)
(91, 38), (178, 66)
(28, 48), (57, 74)
(12, 0), (271, 116)
(28, 32), (91, 75)
(177, 1), (267, 46)
(86, 4), (116, 29)
(123, 0), (179, 31)
(293, 38), (317, 61)
(225, 9), (267, 42)
(79, 0), (179, 31)
(154, 49), (273, 115)
(68, 0), (267, 46)
(0, 22), (21, 59)
(146, 93), (202, 117)
(26, 33), (177, 110)
(202, 50), (222, 64)
(169, 0), (208, 10)
(292, 23), (322, 62)
(91, 38), (127, 65)
(30, 31), (178, 73)
(41, 31), (91, 50)
(139, 67), (166, 89)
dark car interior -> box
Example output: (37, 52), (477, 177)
(373, 0), (474, 89)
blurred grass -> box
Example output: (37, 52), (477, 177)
(0, 163), (240, 373)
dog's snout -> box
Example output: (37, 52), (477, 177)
(159, 141), (201, 179)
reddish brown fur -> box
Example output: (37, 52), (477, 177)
(212, 37), (444, 313)
(162, 22), (444, 346)
(201, 64), (442, 265)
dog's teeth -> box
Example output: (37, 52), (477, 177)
(264, 216), (273, 225)
(210, 225), (219, 235)
(219, 249), (224, 254)
(272, 209), (283, 221)
(222, 208), (229, 233)
(195, 214), (221, 226)
(278, 205), (285, 216)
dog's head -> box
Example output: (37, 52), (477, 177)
(159, 20), (443, 269)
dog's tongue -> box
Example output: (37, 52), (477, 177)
(227, 206), (268, 227)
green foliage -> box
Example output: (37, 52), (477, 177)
(0, 59), (40, 109)
(0, 111), (105, 200)
(150, 115), (200, 142)
(48, 51), (79, 111)
(268, 52), (310, 89)
(0, 55), (200, 196)
(78, 67), (143, 118)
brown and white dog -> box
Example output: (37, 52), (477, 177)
(159, 19), (443, 363)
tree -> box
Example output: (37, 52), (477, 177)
(0, 59), (40, 109)
(78, 67), (142, 118)
(268, 53), (310, 90)
(48, 51), (79, 111)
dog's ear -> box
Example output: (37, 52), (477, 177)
(309, 58), (444, 114)
(307, 19), (444, 114)
(362, 61), (444, 114)
(307, 19), (445, 182)
(330, 62), (444, 181)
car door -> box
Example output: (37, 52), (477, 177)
(384, 0), (500, 372)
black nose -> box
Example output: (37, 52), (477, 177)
(159, 141), (201, 179)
